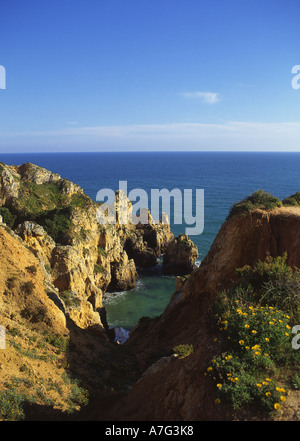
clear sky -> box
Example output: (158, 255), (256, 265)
(0, 0), (300, 152)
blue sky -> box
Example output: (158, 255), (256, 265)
(0, 0), (300, 152)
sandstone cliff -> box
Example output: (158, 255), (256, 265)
(0, 162), (183, 333)
(0, 161), (200, 420)
(107, 206), (300, 421)
(0, 221), (142, 419)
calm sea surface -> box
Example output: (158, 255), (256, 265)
(2, 152), (300, 335)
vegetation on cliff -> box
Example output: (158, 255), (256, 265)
(207, 255), (300, 415)
(282, 192), (300, 207)
(228, 188), (300, 219)
(228, 190), (282, 218)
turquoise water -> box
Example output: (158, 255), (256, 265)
(2, 151), (300, 334)
(103, 263), (176, 331)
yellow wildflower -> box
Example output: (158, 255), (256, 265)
(276, 387), (286, 393)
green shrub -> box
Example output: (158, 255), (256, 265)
(37, 207), (72, 243)
(61, 373), (89, 412)
(25, 265), (37, 275)
(228, 190), (282, 219)
(94, 264), (105, 274)
(291, 374), (300, 390)
(0, 207), (17, 228)
(97, 246), (107, 257)
(21, 303), (48, 323)
(0, 389), (27, 420)
(173, 344), (194, 358)
(59, 290), (81, 308)
(15, 181), (65, 217)
(8, 327), (23, 338)
(235, 254), (300, 320)
(70, 192), (92, 209)
(282, 192), (300, 206)
(207, 255), (300, 415)
(22, 281), (35, 295)
(42, 330), (69, 353)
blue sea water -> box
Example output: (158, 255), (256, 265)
(2, 151), (300, 334)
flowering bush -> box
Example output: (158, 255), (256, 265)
(207, 255), (300, 414)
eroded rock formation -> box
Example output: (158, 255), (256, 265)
(0, 162), (196, 333)
(162, 233), (198, 275)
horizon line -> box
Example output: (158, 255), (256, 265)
(1, 150), (300, 154)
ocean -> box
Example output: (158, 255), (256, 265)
(2, 151), (300, 336)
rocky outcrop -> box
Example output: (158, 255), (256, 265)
(0, 163), (21, 205)
(15, 221), (55, 269)
(162, 233), (198, 275)
(107, 252), (138, 292)
(0, 225), (67, 334)
(17, 162), (61, 185)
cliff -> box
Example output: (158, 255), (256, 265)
(0, 221), (143, 419)
(106, 206), (300, 421)
(1, 163), (299, 421)
(0, 162), (182, 333)
(0, 161), (198, 420)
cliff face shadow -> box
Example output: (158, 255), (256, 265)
(22, 315), (141, 421)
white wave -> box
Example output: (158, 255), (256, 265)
(103, 278), (146, 304)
